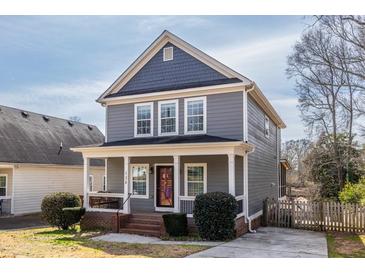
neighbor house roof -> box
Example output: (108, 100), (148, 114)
(0, 105), (104, 166)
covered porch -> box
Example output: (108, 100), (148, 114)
(72, 138), (254, 219)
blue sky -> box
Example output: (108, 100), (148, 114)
(0, 16), (311, 141)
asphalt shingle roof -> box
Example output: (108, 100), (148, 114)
(0, 105), (104, 166)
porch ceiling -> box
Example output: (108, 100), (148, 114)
(71, 139), (255, 158)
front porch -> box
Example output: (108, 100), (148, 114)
(73, 139), (254, 235)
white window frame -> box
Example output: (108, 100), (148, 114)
(129, 164), (149, 199)
(88, 175), (94, 192)
(0, 174), (7, 197)
(163, 46), (174, 61)
(158, 99), (179, 136)
(134, 102), (154, 137)
(184, 163), (207, 197)
(102, 175), (107, 192)
(264, 115), (270, 138)
(184, 96), (207, 135)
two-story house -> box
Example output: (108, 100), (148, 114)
(73, 30), (286, 236)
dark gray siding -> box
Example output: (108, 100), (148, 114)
(106, 91), (243, 142)
(119, 42), (228, 93)
(107, 158), (124, 193)
(247, 94), (279, 215)
(235, 156), (244, 196)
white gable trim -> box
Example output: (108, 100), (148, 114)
(97, 30), (251, 102)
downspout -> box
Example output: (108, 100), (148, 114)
(243, 83), (256, 233)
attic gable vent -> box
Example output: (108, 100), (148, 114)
(21, 111), (29, 118)
(43, 115), (50, 122)
(163, 46), (173, 61)
(68, 121), (74, 127)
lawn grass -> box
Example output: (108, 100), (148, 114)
(327, 232), (365, 258)
(0, 226), (208, 258)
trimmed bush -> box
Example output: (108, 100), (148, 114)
(193, 192), (237, 241)
(339, 177), (365, 205)
(163, 213), (188, 237)
(62, 207), (86, 228)
(41, 192), (82, 230)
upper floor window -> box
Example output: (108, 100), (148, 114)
(184, 97), (207, 134)
(163, 47), (173, 61)
(158, 100), (178, 136)
(134, 102), (153, 137)
(264, 115), (270, 138)
(0, 174), (7, 197)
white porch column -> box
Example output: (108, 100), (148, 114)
(228, 154), (236, 196)
(123, 156), (131, 214)
(83, 157), (90, 209)
(173, 155), (180, 213)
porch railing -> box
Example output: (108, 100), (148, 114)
(179, 196), (195, 217)
(88, 192), (124, 212)
(236, 195), (245, 218)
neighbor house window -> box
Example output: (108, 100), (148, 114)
(264, 115), (270, 138)
(135, 102), (153, 137)
(102, 175), (107, 191)
(184, 163), (207, 197)
(0, 175), (7, 197)
(130, 164), (149, 198)
(158, 100), (178, 136)
(163, 46), (173, 61)
(184, 97), (207, 134)
(88, 175), (94, 192)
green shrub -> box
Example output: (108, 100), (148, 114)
(193, 192), (237, 241)
(163, 213), (188, 237)
(62, 207), (86, 228)
(41, 192), (82, 230)
(339, 178), (365, 205)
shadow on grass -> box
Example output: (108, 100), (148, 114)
(327, 232), (365, 258)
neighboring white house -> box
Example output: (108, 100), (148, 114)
(0, 105), (105, 215)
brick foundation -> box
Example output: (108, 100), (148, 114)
(80, 211), (118, 231)
(235, 214), (262, 237)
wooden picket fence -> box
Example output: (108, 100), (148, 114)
(263, 198), (365, 233)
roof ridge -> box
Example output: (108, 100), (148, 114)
(0, 104), (97, 128)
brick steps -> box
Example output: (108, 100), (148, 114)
(119, 213), (163, 237)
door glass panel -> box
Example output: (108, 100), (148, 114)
(157, 167), (174, 207)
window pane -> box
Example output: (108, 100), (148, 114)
(137, 120), (151, 134)
(187, 116), (203, 132)
(187, 166), (204, 196)
(161, 118), (176, 133)
(0, 176), (6, 187)
(187, 182), (204, 196)
(187, 100), (203, 115)
(137, 105), (151, 120)
(0, 188), (6, 196)
(161, 103), (175, 118)
(132, 166), (147, 195)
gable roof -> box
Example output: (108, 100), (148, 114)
(0, 105), (104, 166)
(97, 30), (251, 102)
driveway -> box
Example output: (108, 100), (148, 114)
(188, 226), (328, 258)
(0, 214), (46, 230)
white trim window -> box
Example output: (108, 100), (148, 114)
(102, 175), (107, 192)
(163, 46), (173, 61)
(184, 163), (207, 197)
(88, 175), (94, 192)
(184, 97), (207, 135)
(0, 174), (7, 197)
(130, 164), (149, 198)
(134, 102), (153, 137)
(264, 115), (270, 138)
(158, 99), (178, 136)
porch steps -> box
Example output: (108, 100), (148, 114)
(119, 213), (163, 237)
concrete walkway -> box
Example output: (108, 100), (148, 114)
(187, 227), (328, 258)
(92, 233), (223, 247)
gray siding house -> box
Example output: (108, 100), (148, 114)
(73, 31), (286, 235)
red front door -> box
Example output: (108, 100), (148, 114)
(156, 166), (174, 208)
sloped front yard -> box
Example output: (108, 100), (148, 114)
(0, 227), (207, 258)
(327, 233), (365, 258)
